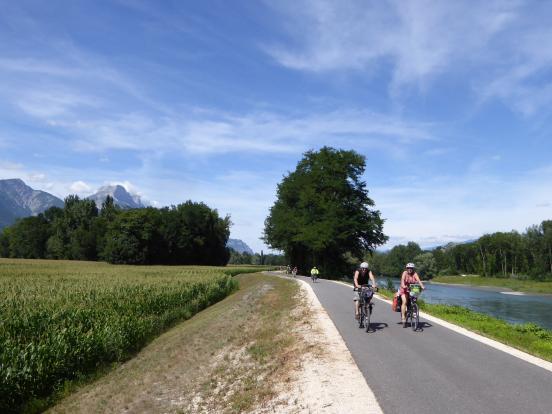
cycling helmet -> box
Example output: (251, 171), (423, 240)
(406, 262), (416, 269)
(360, 262), (369, 269)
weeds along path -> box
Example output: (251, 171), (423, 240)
(262, 273), (383, 414)
(49, 273), (303, 413)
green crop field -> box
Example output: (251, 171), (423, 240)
(0, 259), (263, 413)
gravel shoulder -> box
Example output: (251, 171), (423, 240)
(260, 274), (383, 413)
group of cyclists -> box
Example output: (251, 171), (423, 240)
(285, 265), (319, 281)
(353, 262), (425, 328)
(354, 261), (425, 327)
(285, 261), (425, 327)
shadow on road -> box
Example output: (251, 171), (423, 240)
(367, 322), (388, 332)
(393, 320), (433, 332)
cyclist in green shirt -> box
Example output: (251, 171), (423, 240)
(310, 266), (319, 282)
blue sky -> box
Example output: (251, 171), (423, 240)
(1, 0), (552, 252)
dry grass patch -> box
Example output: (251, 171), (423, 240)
(49, 273), (307, 414)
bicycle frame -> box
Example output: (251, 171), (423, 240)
(357, 285), (375, 332)
(405, 284), (421, 331)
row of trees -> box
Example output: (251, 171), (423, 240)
(227, 249), (286, 266)
(370, 221), (552, 280)
(0, 195), (231, 265)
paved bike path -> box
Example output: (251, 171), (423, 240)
(297, 275), (552, 414)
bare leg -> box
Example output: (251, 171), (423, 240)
(355, 300), (359, 318)
(401, 294), (408, 322)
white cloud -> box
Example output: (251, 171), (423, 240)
(34, 108), (435, 157)
(375, 163), (552, 249)
(264, 0), (552, 115)
(106, 180), (141, 196)
(477, 25), (552, 116)
(264, 0), (519, 91)
(69, 180), (92, 194)
(16, 89), (100, 119)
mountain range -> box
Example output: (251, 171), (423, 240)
(87, 185), (145, 209)
(0, 179), (254, 253)
(227, 238), (254, 254)
(0, 179), (145, 228)
(0, 179), (63, 228)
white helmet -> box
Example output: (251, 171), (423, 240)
(406, 262), (416, 269)
(360, 262), (369, 269)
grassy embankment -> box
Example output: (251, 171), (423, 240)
(0, 259), (276, 413)
(50, 272), (304, 414)
(431, 275), (552, 294)
(377, 287), (552, 362)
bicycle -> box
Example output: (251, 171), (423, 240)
(355, 285), (377, 332)
(311, 273), (317, 282)
(404, 283), (422, 331)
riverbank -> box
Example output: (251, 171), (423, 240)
(377, 288), (552, 362)
(431, 275), (552, 294)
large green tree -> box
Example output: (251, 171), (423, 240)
(263, 147), (387, 277)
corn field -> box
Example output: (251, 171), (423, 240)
(0, 259), (246, 413)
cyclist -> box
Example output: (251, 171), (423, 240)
(310, 266), (319, 281)
(354, 262), (378, 320)
(292, 266), (298, 277)
(400, 263), (425, 326)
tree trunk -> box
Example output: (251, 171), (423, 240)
(479, 245), (487, 276)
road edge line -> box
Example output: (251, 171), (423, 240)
(328, 279), (552, 373)
(270, 273), (384, 413)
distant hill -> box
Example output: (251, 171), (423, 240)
(87, 185), (145, 209)
(0, 179), (64, 228)
(227, 238), (254, 254)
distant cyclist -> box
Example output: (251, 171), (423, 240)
(292, 266), (298, 277)
(310, 266), (319, 282)
(400, 263), (425, 326)
(354, 262), (378, 320)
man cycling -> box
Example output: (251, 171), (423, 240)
(354, 262), (378, 320)
(400, 263), (425, 326)
(310, 266), (319, 282)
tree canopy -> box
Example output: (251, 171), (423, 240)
(263, 147), (387, 276)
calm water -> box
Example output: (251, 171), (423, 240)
(386, 279), (552, 330)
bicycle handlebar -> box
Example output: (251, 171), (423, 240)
(354, 285), (378, 292)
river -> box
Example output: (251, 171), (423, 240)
(385, 279), (552, 330)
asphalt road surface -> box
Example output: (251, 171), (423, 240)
(294, 275), (552, 414)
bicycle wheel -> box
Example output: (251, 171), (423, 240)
(365, 304), (372, 332)
(405, 306), (411, 328)
(358, 304), (365, 328)
(412, 303), (419, 331)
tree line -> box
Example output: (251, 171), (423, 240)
(227, 249), (286, 266)
(370, 220), (552, 281)
(0, 195), (231, 265)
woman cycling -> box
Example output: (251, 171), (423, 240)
(400, 263), (425, 327)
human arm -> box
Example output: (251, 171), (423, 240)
(369, 271), (377, 288)
(354, 270), (360, 289)
(415, 273), (425, 289)
(400, 271), (406, 289)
